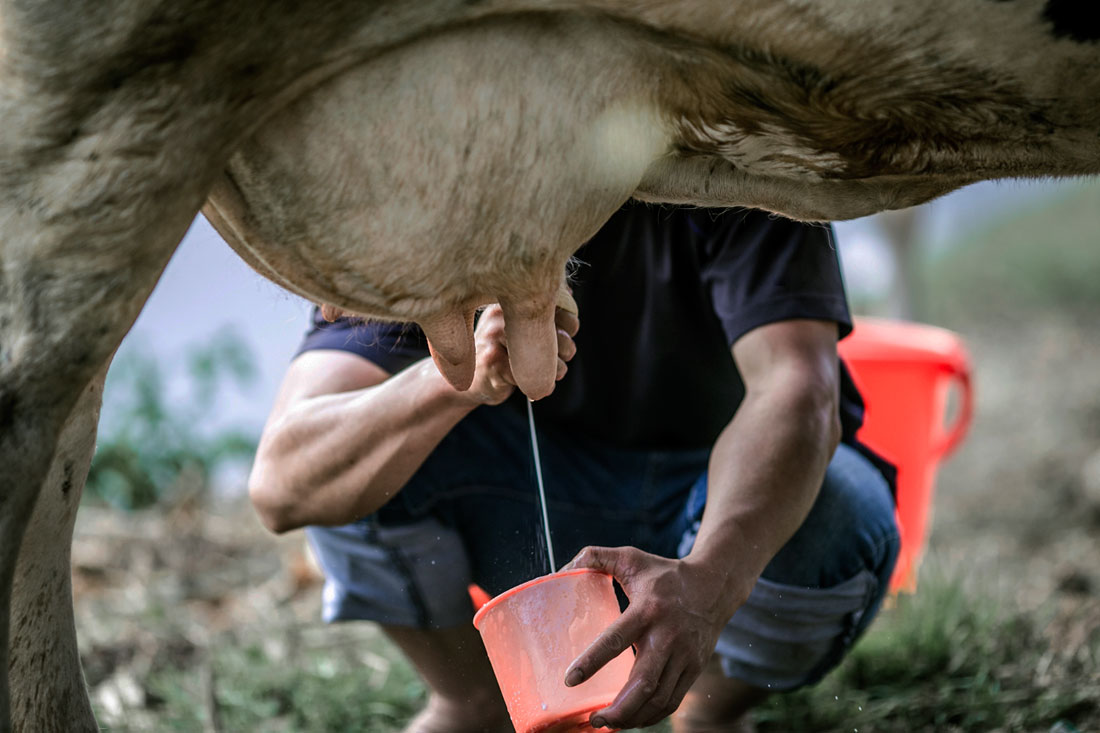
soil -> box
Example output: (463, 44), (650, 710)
(928, 309), (1100, 656)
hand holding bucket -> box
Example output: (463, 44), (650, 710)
(473, 569), (633, 733)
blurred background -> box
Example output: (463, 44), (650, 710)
(74, 179), (1100, 732)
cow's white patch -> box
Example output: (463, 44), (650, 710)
(585, 101), (671, 191)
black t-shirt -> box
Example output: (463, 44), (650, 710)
(298, 203), (894, 488)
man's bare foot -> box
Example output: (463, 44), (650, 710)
(402, 693), (512, 733)
(670, 655), (767, 733)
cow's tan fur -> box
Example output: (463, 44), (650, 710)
(1, 1), (1098, 729)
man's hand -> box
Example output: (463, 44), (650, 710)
(560, 546), (753, 730)
(463, 302), (579, 406)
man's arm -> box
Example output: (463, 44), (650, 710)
(562, 318), (841, 730)
(249, 304), (578, 533)
(689, 317), (841, 602)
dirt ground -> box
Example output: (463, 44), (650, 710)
(927, 309), (1100, 670)
(67, 307), (1100, 730)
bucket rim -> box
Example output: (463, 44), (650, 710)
(472, 568), (610, 630)
(840, 317), (970, 371)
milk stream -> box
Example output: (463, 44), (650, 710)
(526, 399), (557, 573)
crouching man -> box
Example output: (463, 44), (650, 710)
(249, 203), (899, 732)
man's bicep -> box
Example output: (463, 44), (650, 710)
(732, 319), (840, 395)
(268, 349), (392, 420)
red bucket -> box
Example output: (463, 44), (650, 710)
(839, 317), (973, 593)
(472, 570), (632, 733)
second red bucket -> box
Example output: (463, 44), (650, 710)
(839, 317), (973, 593)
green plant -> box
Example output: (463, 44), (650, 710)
(135, 624), (673, 733)
(87, 327), (259, 510)
(125, 625), (427, 733)
(92, 562), (1098, 732)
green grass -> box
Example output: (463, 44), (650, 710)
(755, 565), (1098, 732)
(97, 625), (426, 732)
(97, 565), (1096, 732)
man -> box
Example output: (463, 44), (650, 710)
(248, 203), (900, 732)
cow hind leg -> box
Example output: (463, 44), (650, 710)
(0, 154), (212, 732)
(0, 75), (242, 733)
(0, 0), (392, 724)
(7, 369), (107, 733)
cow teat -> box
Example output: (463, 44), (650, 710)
(497, 295), (559, 401)
(421, 309), (478, 393)
(504, 285), (578, 400)
(423, 283), (575, 401)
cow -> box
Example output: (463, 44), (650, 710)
(2, 1), (1098, 730)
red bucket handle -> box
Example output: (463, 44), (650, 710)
(930, 361), (973, 459)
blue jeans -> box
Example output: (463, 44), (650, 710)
(307, 403), (899, 691)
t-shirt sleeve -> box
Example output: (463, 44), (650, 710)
(693, 209), (852, 346)
(295, 307), (430, 375)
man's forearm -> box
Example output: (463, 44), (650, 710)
(685, 385), (841, 618)
(250, 358), (477, 532)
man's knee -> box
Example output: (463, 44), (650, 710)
(715, 447), (902, 694)
(306, 517), (474, 628)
